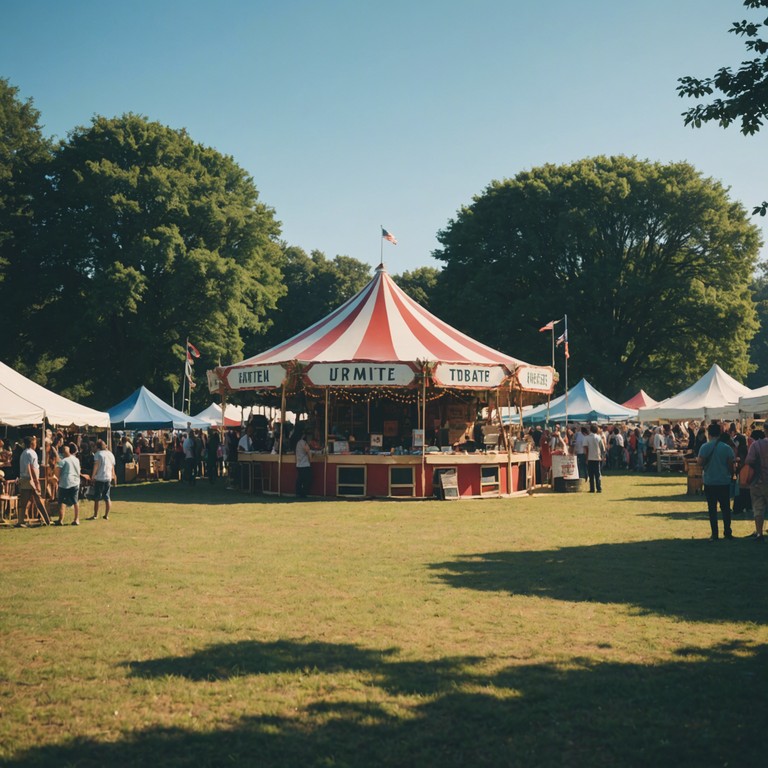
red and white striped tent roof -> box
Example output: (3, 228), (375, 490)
(218, 264), (554, 395)
(228, 264), (524, 369)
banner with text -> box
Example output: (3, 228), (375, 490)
(432, 364), (507, 389)
(514, 365), (555, 394)
(225, 364), (287, 390)
(305, 362), (416, 387)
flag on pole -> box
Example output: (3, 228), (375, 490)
(556, 331), (570, 359)
(187, 341), (201, 358)
(185, 351), (196, 389)
(382, 228), (397, 245)
(539, 320), (555, 332)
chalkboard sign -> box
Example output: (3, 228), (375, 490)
(437, 468), (459, 499)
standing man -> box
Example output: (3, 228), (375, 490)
(55, 443), (81, 526)
(585, 424), (605, 493)
(182, 431), (196, 485)
(697, 423), (735, 540)
(89, 439), (116, 520)
(16, 435), (50, 526)
(295, 429), (312, 498)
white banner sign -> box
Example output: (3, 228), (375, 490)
(226, 364), (286, 390)
(516, 365), (555, 393)
(305, 363), (416, 387)
(432, 364), (507, 388)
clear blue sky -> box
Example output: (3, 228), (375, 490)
(3, 0), (765, 275)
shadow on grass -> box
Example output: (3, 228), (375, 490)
(620, 493), (701, 504)
(7, 640), (768, 767)
(121, 639), (478, 696)
(115, 481), (331, 506)
(429, 540), (768, 624)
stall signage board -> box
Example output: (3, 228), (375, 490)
(551, 453), (579, 480)
(515, 365), (555, 393)
(226, 364), (286, 390)
(305, 362), (415, 387)
(438, 469), (460, 499)
(207, 370), (223, 395)
(433, 364), (507, 388)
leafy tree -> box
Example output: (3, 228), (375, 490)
(677, 0), (768, 214)
(3, 113), (284, 407)
(253, 247), (371, 351)
(392, 266), (440, 312)
(432, 156), (762, 398)
(747, 264), (768, 386)
(0, 78), (51, 288)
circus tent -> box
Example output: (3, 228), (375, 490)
(216, 263), (553, 397)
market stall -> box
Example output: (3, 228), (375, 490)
(213, 263), (555, 499)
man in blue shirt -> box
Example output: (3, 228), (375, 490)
(697, 423), (735, 540)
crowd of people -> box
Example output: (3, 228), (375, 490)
(1, 429), (116, 527)
(524, 418), (765, 541)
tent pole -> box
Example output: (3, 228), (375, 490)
(324, 387), (329, 497)
(278, 385), (286, 497)
(506, 385), (513, 495)
(564, 313), (569, 431)
(421, 367), (427, 498)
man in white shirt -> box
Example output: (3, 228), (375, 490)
(182, 431), (196, 485)
(585, 424), (605, 493)
(16, 435), (50, 526)
(88, 439), (116, 520)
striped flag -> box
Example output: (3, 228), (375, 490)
(187, 341), (201, 358)
(539, 320), (555, 332)
(382, 228), (398, 245)
(556, 331), (570, 359)
(185, 354), (195, 387)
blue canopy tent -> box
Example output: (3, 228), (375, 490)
(108, 386), (210, 430)
(505, 379), (637, 425)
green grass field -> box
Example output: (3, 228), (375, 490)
(1, 472), (767, 767)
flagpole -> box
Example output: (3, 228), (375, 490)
(380, 224), (384, 266)
(182, 338), (188, 416)
(564, 314), (569, 430)
(546, 327), (555, 428)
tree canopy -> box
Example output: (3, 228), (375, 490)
(432, 156), (762, 398)
(392, 266), (440, 312)
(253, 247), (372, 352)
(0, 78), (51, 284)
(677, 0), (768, 214)
(1, 113), (284, 407)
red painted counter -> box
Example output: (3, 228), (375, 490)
(238, 451), (537, 498)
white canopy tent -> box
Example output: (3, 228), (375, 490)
(738, 385), (768, 415)
(194, 402), (245, 427)
(638, 364), (752, 422)
(0, 359), (110, 428)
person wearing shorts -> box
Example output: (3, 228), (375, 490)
(88, 439), (115, 520)
(56, 443), (81, 525)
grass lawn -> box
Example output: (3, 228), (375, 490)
(1, 471), (767, 767)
